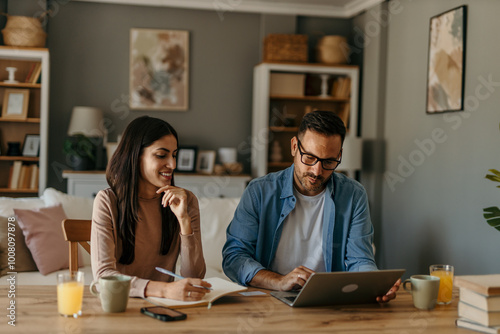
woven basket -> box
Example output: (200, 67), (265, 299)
(315, 35), (349, 65)
(263, 34), (308, 63)
(1, 13), (47, 47)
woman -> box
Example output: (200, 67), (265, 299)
(91, 116), (210, 300)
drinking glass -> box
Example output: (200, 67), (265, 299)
(429, 264), (454, 304)
(57, 271), (84, 318)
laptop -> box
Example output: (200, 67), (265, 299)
(271, 269), (405, 307)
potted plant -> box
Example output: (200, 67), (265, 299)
(483, 169), (500, 232)
(63, 134), (96, 171)
(483, 123), (500, 232)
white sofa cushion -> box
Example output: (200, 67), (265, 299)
(198, 197), (239, 279)
(43, 188), (94, 220)
(0, 196), (45, 217)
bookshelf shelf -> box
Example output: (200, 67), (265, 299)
(269, 126), (299, 133)
(0, 82), (41, 89)
(0, 188), (38, 193)
(0, 47), (49, 197)
(0, 156), (39, 162)
(251, 62), (360, 178)
(0, 117), (40, 123)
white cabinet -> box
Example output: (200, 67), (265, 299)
(62, 171), (251, 198)
(251, 62), (361, 178)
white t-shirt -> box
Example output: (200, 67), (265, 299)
(269, 187), (327, 275)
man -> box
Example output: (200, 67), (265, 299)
(222, 110), (399, 302)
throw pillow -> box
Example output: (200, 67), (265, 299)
(43, 188), (94, 220)
(0, 216), (38, 276)
(14, 204), (71, 275)
(0, 196), (45, 217)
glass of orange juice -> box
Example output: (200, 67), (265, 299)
(429, 264), (454, 305)
(57, 271), (84, 318)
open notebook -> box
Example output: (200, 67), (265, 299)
(147, 277), (247, 308)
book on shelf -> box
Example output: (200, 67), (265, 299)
(458, 301), (500, 327)
(147, 277), (247, 308)
(19, 165), (31, 189)
(24, 63), (37, 83)
(455, 274), (500, 296)
(29, 165), (38, 190)
(8, 161), (23, 189)
(460, 287), (500, 312)
(456, 317), (500, 334)
(331, 77), (351, 99)
(29, 63), (42, 84)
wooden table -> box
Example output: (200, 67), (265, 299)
(0, 285), (469, 333)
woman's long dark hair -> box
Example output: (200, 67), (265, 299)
(106, 116), (180, 265)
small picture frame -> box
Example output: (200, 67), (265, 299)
(196, 150), (216, 174)
(2, 89), (30, 119)
(176, 146), (197, 173)
(22, 134), (40, 157)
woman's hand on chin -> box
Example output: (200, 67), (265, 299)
(156, 185), (192, 234)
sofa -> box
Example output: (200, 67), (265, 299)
(0, 188), (240, 285)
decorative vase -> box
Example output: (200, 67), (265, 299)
(316, 35), (349, 65)
(68, 155), (93, 171)
(6, 142), (21, 156)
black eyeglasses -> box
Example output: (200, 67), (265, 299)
(296, 138), (342, 170)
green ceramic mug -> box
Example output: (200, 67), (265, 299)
(90, 275), (131, 313)
(403, 275), (440, 310)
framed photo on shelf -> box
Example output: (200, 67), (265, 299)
(2, 89), (30, 119)
(196, 150), (216, 174)
(176, 146), (197, 172)
(22, 134), (40, 157)
(129, 28), (189, 111)
(426, 5), (467, 114)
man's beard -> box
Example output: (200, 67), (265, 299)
(298, 172), (326, 192)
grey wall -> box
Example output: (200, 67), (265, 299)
(372, 0), (500, 277)
(44, 2), (261, 190)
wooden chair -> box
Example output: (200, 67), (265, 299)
(61, 219), (92, 273)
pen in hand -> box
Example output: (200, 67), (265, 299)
(155, 267), (213, 291)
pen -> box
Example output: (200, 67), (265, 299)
(155, 267), (213, 291)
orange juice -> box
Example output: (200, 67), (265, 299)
(57, 281), (84, 317)
(430, 270), (453, 304)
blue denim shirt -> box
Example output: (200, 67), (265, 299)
(222, 165), (377, 286)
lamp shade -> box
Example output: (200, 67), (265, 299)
(340, 136), (362, 170)
(67, 106), (103, 137)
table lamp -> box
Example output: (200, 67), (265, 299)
(67, 106), (103, 137)
(340, 136), (362, 175)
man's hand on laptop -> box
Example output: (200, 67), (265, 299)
(279, 266), (315, 291)
(376, 278), (401, 303)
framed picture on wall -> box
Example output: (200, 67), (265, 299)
(1, 89), (29, 119)
(426, 5), (467, 114)
(129, 28), (189, 111)
(176, 146), (197, 173)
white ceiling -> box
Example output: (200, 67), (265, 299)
(75, 0), (385, 18)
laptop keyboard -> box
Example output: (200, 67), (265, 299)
(285, 296), (297, 302)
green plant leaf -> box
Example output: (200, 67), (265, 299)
(485, 169), (500, 183)
(483, 206), (500, 232)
